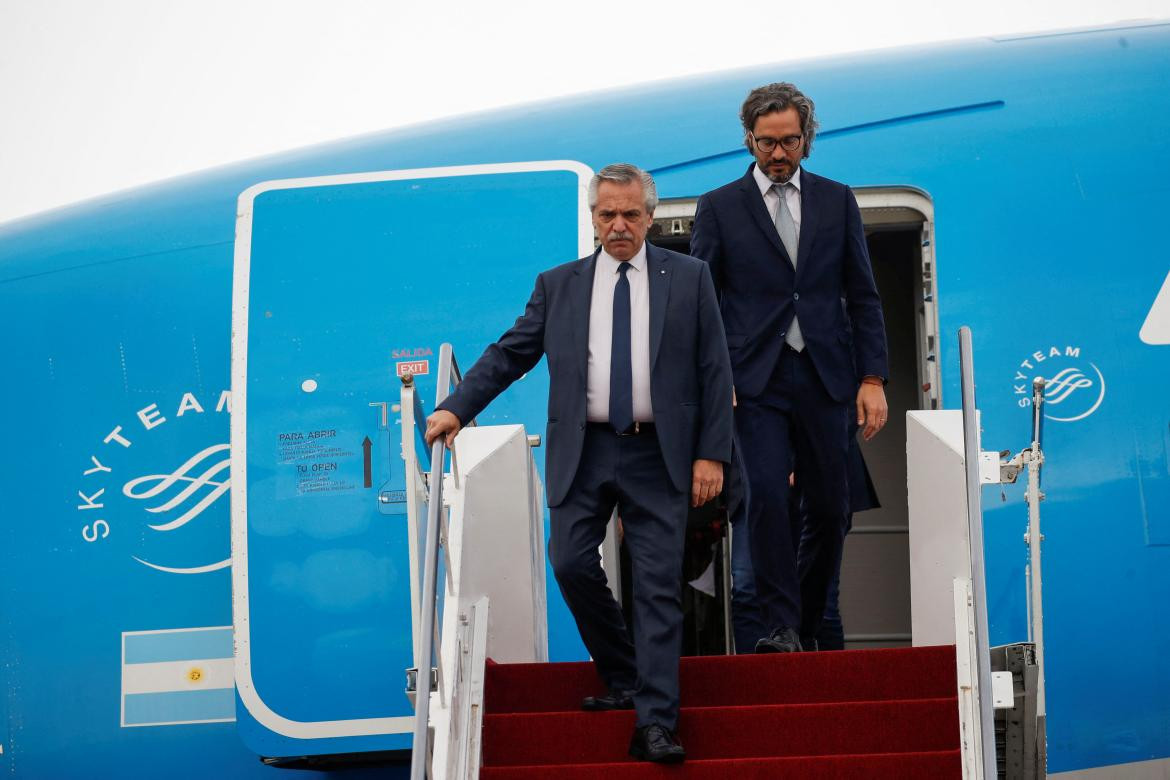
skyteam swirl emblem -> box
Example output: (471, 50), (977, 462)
(122, 444), (231, 532)
(1042, 366), (1106, 421)
(1010, 345), (1105, 423)
(122, 444), (232, 573)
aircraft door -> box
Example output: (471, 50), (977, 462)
(230, 162), (593, 757)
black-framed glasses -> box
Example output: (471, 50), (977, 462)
(751, 133), (803, 153)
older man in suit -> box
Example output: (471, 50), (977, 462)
(691, 82), (888, 654)
(425, 163), (733, 763)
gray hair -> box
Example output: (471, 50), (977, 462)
(740, 82), (819, 159)
(587, 163), (658, 213)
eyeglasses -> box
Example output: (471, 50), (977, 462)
(751, 133), (803, 153)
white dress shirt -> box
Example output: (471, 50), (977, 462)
(753, 162), (802, 238)
(586, 243), (654, 423)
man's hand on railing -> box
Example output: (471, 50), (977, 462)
(424, 410), (463, 448)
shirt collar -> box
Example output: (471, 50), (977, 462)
(599, 240), (648, 273)
(753, 163), (801, 197)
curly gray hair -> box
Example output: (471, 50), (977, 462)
(740, 82), (819, 159)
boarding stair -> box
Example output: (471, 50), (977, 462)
(480, 646), (960, 778)
(406, 336), (1045, 780)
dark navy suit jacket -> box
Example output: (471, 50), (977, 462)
(691, 165), (888, 402)
(437, 242), (734, 508)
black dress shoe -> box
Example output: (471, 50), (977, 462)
(755, 626), (803, 653)
(629, 724), (686, 763)
(581, 690), (634, 711)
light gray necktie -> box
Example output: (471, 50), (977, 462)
(773, 183), (804, 351)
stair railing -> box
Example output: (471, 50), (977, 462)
(989, 376), (1050, 776)
(1022, 378), (1047, 743)
(409, 343), (468, 780)
(958, 326), (997, 778)
(397, 372), (429, 678)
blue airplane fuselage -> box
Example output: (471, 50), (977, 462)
(2, 21), (1168, 777)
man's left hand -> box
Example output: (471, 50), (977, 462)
(856, 380), (889, 441)
(691, 459), (724, 508)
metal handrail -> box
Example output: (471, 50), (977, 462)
(410, 343), (462, 780)
(410, 380), (429, 443)
(1025, 378), (1047, 722)
(958, 326), (997, 777)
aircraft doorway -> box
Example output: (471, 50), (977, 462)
(650, 188), (938, 650)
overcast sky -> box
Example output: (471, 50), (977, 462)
(1, 0), (1167, 225)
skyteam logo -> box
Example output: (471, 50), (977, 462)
(76, 390), (233, 574)
(1010, 345), (1105, 422)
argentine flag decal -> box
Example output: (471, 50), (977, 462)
(121, 626), (235, 727)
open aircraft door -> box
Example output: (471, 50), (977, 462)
(230, 162), (593, 758)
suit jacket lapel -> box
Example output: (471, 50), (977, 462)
(794, 169), (819, 285)
(737, 164), (790, 263)
(570, 250), (598, 383)
(647, 243), (670, 371)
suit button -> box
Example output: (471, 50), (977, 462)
(793, 292), (800, 301)
(780, 331), (787, 338)
(579, 422), (586, 430)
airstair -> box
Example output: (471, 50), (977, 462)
(404, 336), (1047, 779)
(401, 345), (549, 778)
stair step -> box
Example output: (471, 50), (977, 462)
(482, 697), (959, 767)
(481, 749), (961, 778)
(486, 645), (955, 714)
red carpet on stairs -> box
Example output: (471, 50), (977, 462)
(480, 645), (961, 778)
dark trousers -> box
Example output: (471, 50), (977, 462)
(548, 426), (688, 729)
(729, 432), (767, 653)
(736, 347), (850, 642)
(731, 501), (852, 651)
(733, 431), (877, 651)
(808, 513), (852, 650)
(730, 498), (766, 653)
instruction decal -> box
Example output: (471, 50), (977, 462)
(277, 429), (359, 495)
